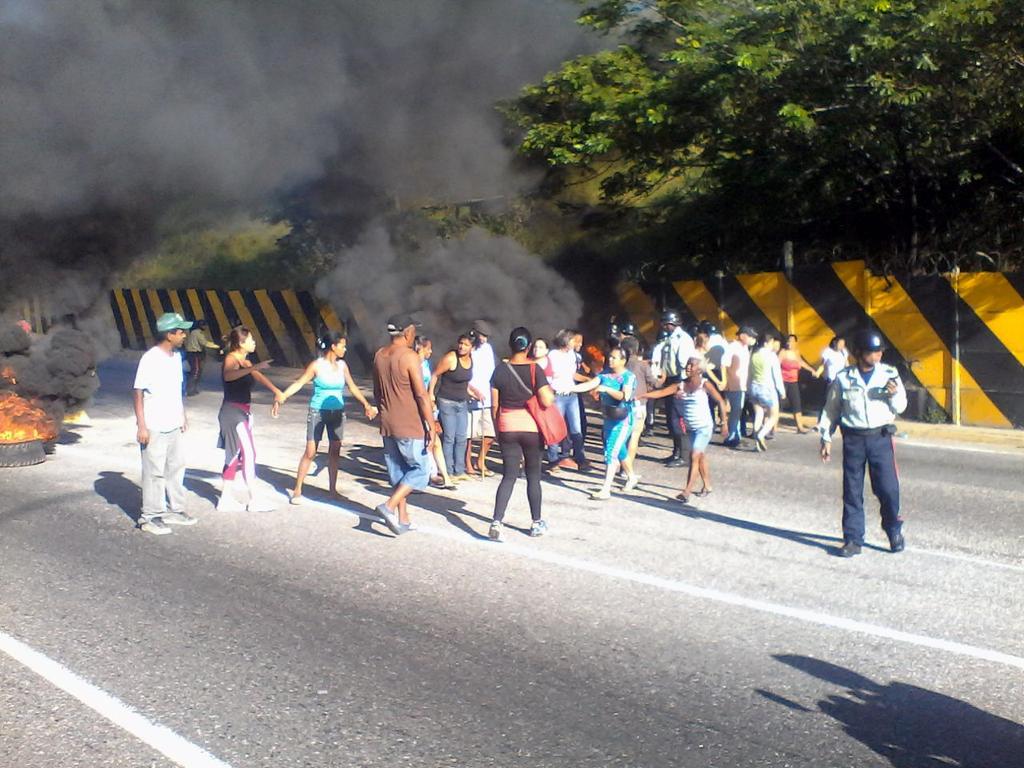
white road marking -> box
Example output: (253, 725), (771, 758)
(896, 439), (1023, 456)
(910, 546), (1024, 572)
(315, 498), (1024, 671)
(0, 630), (233, 768)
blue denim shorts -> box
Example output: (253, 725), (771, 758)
(382, 436), (430, 490)
(749, 382), (779, 408)
(687, 425), (713, 453)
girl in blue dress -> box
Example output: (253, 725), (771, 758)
(577, 347), (637, 500)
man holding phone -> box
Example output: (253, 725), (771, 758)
(818, 329), (907, 557)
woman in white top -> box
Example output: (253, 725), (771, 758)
(819, 336), (849, 384)
(643, 357), (729, 503)
(545, 328), (590, 472)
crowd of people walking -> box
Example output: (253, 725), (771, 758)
(132, 308), (908, 557)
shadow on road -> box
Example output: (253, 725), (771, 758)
(758, 654), (1024, 767)
(93, 470), (141, 524)
(94, 469), (222, 525)
(618, 492), (890, 557)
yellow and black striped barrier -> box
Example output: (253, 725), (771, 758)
(621, 261), (1024, 428)
(109, 288), (345, 369)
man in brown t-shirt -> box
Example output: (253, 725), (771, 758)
(372, 313), (437, 535)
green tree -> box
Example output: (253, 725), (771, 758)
(505, 0), (1024, 275)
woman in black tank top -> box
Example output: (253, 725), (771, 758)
(217, 326), (284, 512)
(429, 334), (474, 479)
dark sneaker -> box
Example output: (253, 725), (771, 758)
(838, 541), (862, 558)
(488, 520), (503, 542)
(887, 529), (905, 553)
(529, 520), (548, 538)
(375, 503), (401, 535)
(139, 518), (172, 536)
(163, 511), (197, 526)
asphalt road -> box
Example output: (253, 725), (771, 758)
(2, 353), (1022, 767)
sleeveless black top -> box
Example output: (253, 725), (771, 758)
(436, 355), (473, 401)
(223, 367), (254, 405)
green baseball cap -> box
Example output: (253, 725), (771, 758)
(156, 312), (193, 332)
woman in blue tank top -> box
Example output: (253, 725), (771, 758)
(277, 330), (378, 503)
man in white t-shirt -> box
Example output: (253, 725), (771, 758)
(466, 320), (497, 476)
(133, 312), (197, 535)
(721, 326), (756, 447)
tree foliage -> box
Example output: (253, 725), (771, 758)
(505, 0), (1024, 275)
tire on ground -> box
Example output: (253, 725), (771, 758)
(0, 440), (46, 468)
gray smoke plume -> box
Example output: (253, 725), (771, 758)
(0, 1), (593, 379)
(317, 225), (583, 352)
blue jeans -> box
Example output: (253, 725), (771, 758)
(725, 391), (746, 444)
(841, 429), (901, 545)
(437, 397), (469, 475)
(546, 393), (586, 465)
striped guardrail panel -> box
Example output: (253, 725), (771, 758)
(109, 289), (345, 369)
(638, 261), (1024, 428)
(831, 263), (1014, 428)
(899, 273), (1022, 428)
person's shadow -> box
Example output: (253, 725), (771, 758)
(758, 654), (1024, 766)
(94, 471), (142, 524)
(95, 470), (222, 526)
(615, 489), (885, 557)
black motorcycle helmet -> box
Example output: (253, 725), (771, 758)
(619, 321), (636, 337)
(852, 329), (884, 354)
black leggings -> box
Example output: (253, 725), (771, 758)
(493, 431), (543, 523)
(784, 380), (803, 414)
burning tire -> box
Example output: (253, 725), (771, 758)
(0, 439), (45, 468)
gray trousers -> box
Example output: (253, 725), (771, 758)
(140, 428), (187, 523)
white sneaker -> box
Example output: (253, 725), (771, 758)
(622, 474), (641, 492)
(139, 518), (172, 535)
(247, 496), (279, 513)
(488, 520), (503, 542)
(163, 511), (197, 526)
(216, 492), (247, 512)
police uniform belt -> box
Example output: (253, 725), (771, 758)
(840, 425), (896, 437)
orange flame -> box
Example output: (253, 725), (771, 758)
(0, 392), (58, 443)
(0, 366), (15, 386)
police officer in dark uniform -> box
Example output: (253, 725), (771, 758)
(657, 310), (694, 466)
(818, 329), (908, 557)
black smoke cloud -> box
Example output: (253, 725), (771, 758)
(1, 0), (593, 357)
(318, 225), (584, 351)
